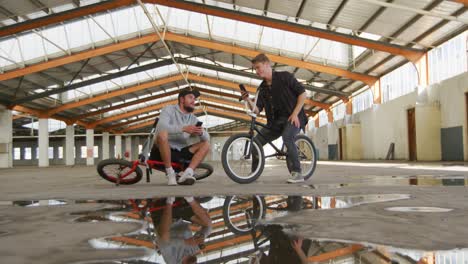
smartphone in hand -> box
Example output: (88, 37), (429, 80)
(196, 121), (203, 127)
(239, 84), (247, 102)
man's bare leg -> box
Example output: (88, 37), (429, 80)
(188, 141), (210, 170)
(156, 131), (172, 168)
(156, 131), (177, 185)
(186, 198), (212, 238)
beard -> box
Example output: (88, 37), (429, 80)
(183, 105), (195, 113)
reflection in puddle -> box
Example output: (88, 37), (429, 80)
(2, 193), (466, 263)
(385, 206), (453, 213)
(309, 175), (468, 189)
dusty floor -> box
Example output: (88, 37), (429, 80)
(1, 160), (467, 263)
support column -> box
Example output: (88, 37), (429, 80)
(371, 79), (382, 104)
(0, 106), (12, 168)
(415, 54), (429, 86)
(86, 128), (94, 166)
(125, 136), (132, 160)
(115, 135), (122, 158)
(65, 125), (75, 166)
(38, 118), (49, 167)
(102, 132), (110, 160)
(345, 98), (353, 124)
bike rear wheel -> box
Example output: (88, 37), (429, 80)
(223, 195), (266, 235)
(97, 159), (142, 185)
(193, 163), (213, 181)
(221, 134), (265, 184)
(286, 134), (317, 180)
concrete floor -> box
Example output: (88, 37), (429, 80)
(1, 160), (468, 263)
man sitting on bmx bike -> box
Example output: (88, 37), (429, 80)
(241, 53), (308, 183)
(150, 89), (210, 186)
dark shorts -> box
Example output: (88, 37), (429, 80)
(150, 198), (194, 227)
(149, 145), (194, 162)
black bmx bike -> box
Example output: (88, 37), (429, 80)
(221, 102), (317, 184)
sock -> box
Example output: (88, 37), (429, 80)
(165, 167), (175, 175)
(183, 167), (194, 177)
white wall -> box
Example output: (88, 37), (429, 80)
(436, 72), (468, 160)
(355, 92), (417, 160)
(309, 71), (468, 161)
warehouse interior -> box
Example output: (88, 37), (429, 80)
(0, 0), (468, 263)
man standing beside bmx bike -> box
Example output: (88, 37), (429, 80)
(241, 53), (308, 183)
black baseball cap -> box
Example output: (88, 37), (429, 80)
(178, 88), (200, 99)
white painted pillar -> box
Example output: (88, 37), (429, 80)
(86, 129), (94, 166)
(125, 136), (132, 160)
(102, 132), (110, 160)
(0, 106), (12, 168)
(115, 135), (122, 158)
(65, 125), (75, 166)
(38, 118), (49, 167)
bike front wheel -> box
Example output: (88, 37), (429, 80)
(221, 133), (265, 184)
(97, 159), (142, 185)
(286, 134), (317, 180)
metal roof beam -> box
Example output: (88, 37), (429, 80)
(148, 0), (426, 62)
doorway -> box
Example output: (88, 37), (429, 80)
(407, 108), (417, 161)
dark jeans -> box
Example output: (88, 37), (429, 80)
(254, 118), (301, 173)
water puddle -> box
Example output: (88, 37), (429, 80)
(309, 175), (468, 189)
(385, 206), (453, 213)
(0, 193), (465, 263)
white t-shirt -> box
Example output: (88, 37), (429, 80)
(158, 219), (199, 264)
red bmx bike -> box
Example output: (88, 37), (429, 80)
(97, 119), (213, 186)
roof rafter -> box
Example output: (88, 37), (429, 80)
(148, 0), (425, 63)
(1, 31), (376, 88)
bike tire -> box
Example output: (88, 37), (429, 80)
(286, 135), (317, 180)
(223, 195), (266, 235)
(193, 163), (213, 181)
(221, 133), (265, 184)
(97, 159), (142, 185)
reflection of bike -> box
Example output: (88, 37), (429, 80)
(97, 118), (213, 185)
(221, 96), (317, 183)
(223, 195), (313, 235)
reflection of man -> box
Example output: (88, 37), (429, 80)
(150, 89), (210, 186)
(152, 197), (212, 264)
(251, 225), (309, 264)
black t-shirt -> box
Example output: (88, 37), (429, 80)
(256, 71), (307, 129)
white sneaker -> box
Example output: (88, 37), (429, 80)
(177, 173), (196, 185)
(167, 172), (177, 186)
(287, 172), (305, 183)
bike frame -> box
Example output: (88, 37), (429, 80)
(244, 112), (287, 159)
(117, 117), (188, 183)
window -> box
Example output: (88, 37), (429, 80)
(48, 147), (54, 159)
(138, 144), (143, 154)
(332, 103), (345, 121)
(36, 147), (39, 159)
(381, 62), (418, 103)
(58, 147), (63, 159)
(94, 146), (99, 158)
(81, 146), (87, 158)
(318, 110), (328, 127)
(352, 88), (373, 114)
(24, 147), (31, 160)
(429, 31), (467, 84)
(13, 148), (21, 160)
